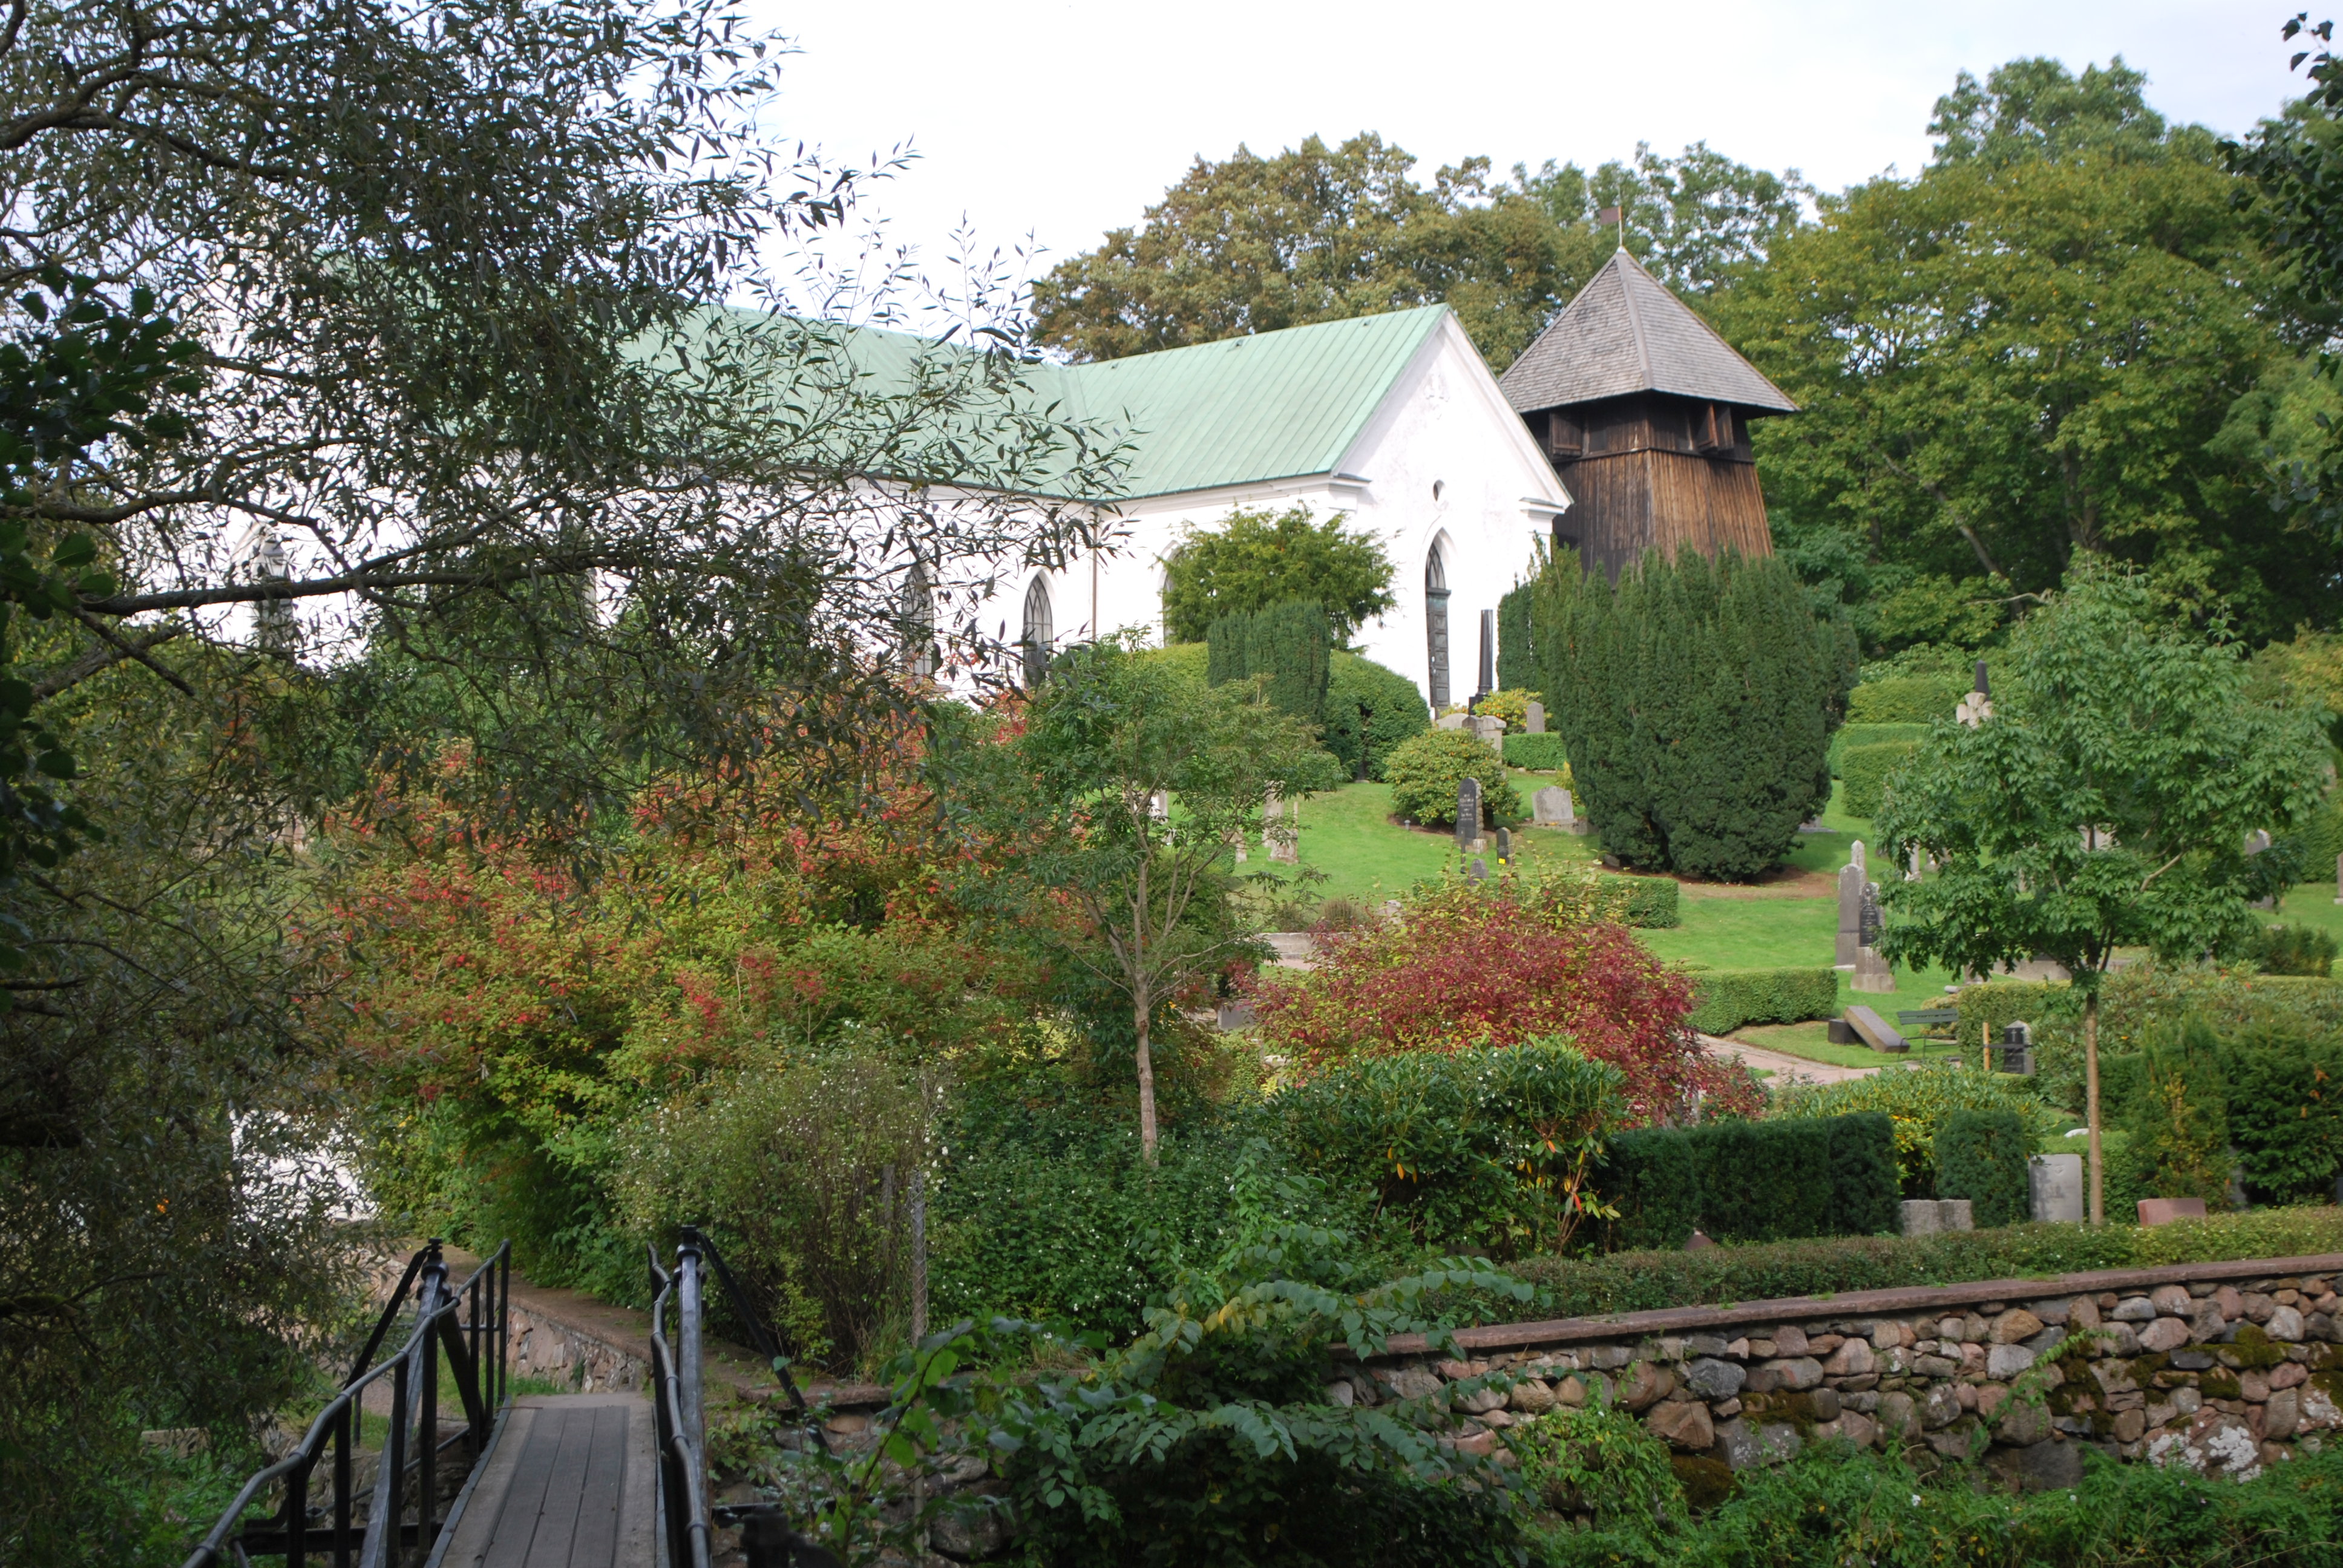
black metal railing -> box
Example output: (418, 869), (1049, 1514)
(182, 1239), (510, 1568)
(652, 1227), (836, 1568)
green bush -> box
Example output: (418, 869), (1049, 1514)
(1846, 674), (1968, 724)
(1322, 650), (1429, 782)
(1385, 727), (1521, 828)
(618, 1050), (934, 1369)
(1509, 1405), (1683, 1538)
(1838, 738), (1920, 818)
(2114, 1021), (2235, 1214)
(1207, 597), (1331, 725)
(1510, 1205), (2343, 1316)
(1828, 1112), (1904, 1236)
(1597, 874), (1679, 929)
(1934, 1109), (2031, 1227)
(1276, 1040), (1625, 1256)
(1498, 581), (1537, 691)
(1826, 720), (1931, 776)
(1529, 547), (1835, 881)
(1502, 731), (1568, 771)
(2274, 790), (2343, 884)
(1533, 1431), (2343, 1566)
(1773, 1060), (2065, 1197)
(1682, 967), (1838, 1033)
(1598, 1112), (1898, 1249)
(2224, 1030), (2343, 1203)
(1953, 980), (2063, 1055)
(2242, 921), (2338, 976)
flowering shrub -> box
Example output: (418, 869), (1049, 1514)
(316, 740), (1043, 1289)
(1244, 877), (1760, 1124)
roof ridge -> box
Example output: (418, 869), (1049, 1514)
(1611, 251), (1656, 391)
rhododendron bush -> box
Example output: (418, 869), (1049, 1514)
(1244, 877), (1760, 1123)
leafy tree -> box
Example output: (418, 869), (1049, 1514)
(1161, 505), (1395, 645)
(1874, 566), (2331, 1222)
(1530, 547), (1842, 881)
(1032, 134), (1807, 368)
(985, 639), (1315, 1161)
(1320, 651), (1429, 782)
(1714, 56), (2334, 648)
(2228, 16), (2343, 570)
(1510, 140), (1813, 294)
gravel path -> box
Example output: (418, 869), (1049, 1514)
(1699, 1032), (1883, 1085)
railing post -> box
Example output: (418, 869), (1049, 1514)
(286, 1451), (310, 1568)
(677, 1229), (706, 1516)
(385, 1355), (410, 1568)
(333, 1401), (352, 1568)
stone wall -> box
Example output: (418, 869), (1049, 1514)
(1352, 1252), (2343, 1490)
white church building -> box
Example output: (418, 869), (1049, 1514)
(958, 304), (1570, 712)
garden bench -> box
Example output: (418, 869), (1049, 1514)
(1896, 1007), (1958, 1038)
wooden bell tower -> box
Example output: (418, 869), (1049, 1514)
(1499, 249), (1797, 579)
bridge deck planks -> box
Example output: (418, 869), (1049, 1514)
(430, 1395), (654, 1568)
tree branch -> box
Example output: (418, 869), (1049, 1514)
(30, 619), (188, 702)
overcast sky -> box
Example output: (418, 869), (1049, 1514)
(747, 0), (2309, 299)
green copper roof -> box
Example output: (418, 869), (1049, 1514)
(1054, 305), (1450, 500)
(651, 304), (1453, 504)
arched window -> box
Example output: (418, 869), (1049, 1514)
(1424, 543), (1450, 711)
(1020, 574), (1053, 687)
(902, 558), (936, 679)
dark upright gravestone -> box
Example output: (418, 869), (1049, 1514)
(1455, 776), (1481, 853)
(1495, 827), (1512, 863)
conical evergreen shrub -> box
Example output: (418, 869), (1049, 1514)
(1529, 545), (1834, 880)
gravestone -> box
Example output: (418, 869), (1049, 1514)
(1900, 1198), (1974, 1236)
(1533, 785), (1575, 828)
(1455, 777), (1481, 853)
(1835, 863), (1864, 967)
(1858, 881), (1883, 947)
(1850, 838), (1866, 874)
(1525, 700), (1545, 734)
(2029, 1154), (2083, 1224)
(1469, 713), (1506, 751)
(1495, 827), (1512, 863)
(1435, 710), (1469, 731)
(1852, 944), (1895, 993)
(1468, 857), (1489, 882)
(1842, 1005), (1907, 1053)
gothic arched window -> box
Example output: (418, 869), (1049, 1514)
(1020, 574), (1053, 687)
(1424, 543), (1450, 711)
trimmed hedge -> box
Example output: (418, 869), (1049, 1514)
(1596, 874), (1678, 929)
(1509, 1204), (2343, 1319)
(1207, 598), (1331, 724)
(1838, 739), (1919, 818)
(1599, 1112), (1899, 1249)
(1847, 675), (1967, 724)
(1935, 1109), (2031, 1227)
(1826, 721), (1930, 777)
(1682, 967), (1839, 1034)
(1323, 650), (1430, 782)
(1501, 732), (1567, 771)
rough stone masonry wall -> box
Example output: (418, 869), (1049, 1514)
(1352, 1254), (2343, 1491)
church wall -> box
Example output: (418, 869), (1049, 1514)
(962, 315), (1568, 714)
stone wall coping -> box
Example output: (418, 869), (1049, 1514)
(1360, 1252), (2343, 1360)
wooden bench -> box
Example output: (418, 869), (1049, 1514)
(1896, 1007), (1958, 1039)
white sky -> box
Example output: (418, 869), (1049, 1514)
(749, 0), (2307, 296)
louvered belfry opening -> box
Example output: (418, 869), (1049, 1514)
(1498, 249), (1798, 580)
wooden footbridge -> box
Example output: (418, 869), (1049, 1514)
(183, 1236), (837, 1568)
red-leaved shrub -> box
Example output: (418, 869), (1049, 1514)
(1244, 877), (1761, 1125)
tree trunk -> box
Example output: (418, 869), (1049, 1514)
(2084, 987), (2103, 1226)
(1134, 996), (1159, 1166)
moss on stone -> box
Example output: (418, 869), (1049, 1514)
(2227, 1325), (2287, 1370)
(1671, 1455), (1735, 1512)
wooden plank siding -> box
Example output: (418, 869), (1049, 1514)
(1536, 393), (1776, 579)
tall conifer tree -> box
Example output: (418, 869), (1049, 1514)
(1533, 548), (1835, 880)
